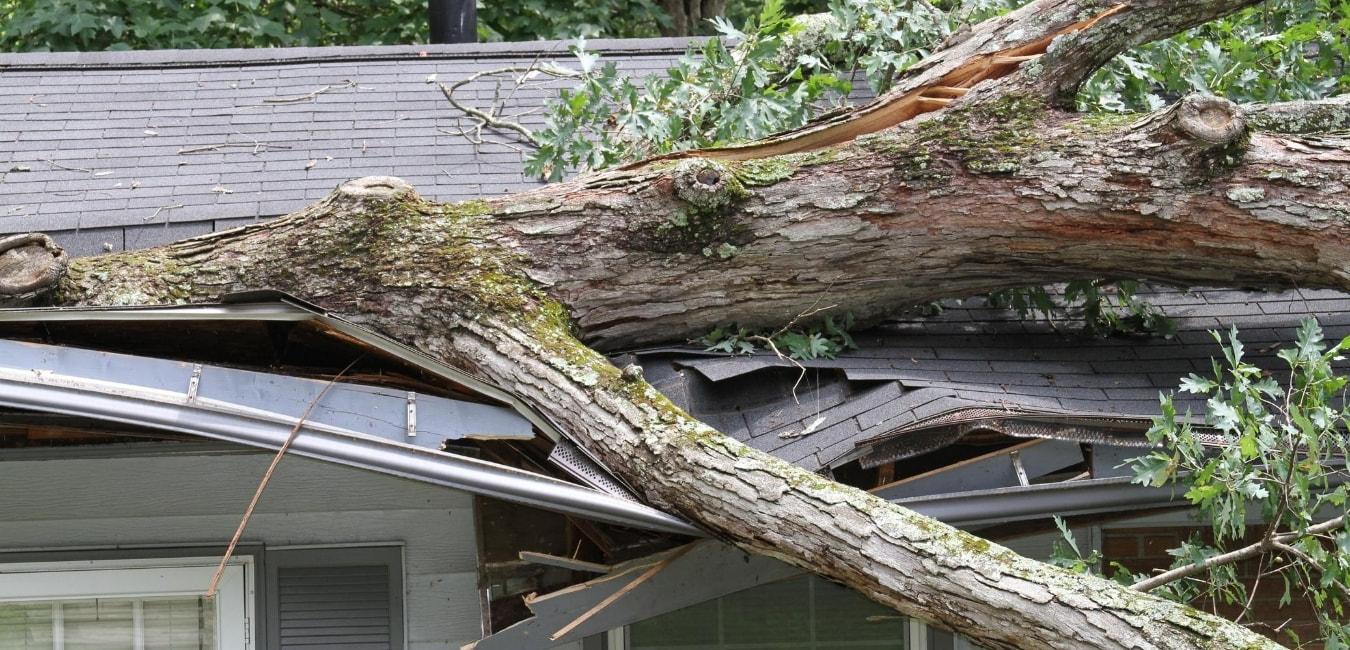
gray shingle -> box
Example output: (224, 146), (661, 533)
(0, 39), (693, 237)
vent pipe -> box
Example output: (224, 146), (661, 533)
(428, 0), (476, 44)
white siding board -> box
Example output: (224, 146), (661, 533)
(0, 450), (484, 649)
(404, 571), (482, 647)
(0, 453), (471, 520)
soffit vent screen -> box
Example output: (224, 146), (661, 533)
(549, 439), (639, 502)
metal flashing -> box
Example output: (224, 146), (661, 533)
(0, 293), (644, 493)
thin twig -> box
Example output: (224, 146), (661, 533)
(437, 64), (579, 146)
(747, 297), (839, 403)
(263, 79), (356, 104)
(42, 159), (96, 174)
(143, 204), (184, 223)
(206, 355), (365, 598)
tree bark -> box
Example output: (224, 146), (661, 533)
(20, 0), (1350, 648)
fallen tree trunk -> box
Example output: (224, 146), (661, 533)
(10, 0), (1349, 648)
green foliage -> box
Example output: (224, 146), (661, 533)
(524, 0), (1029, 179)
(1132, 319), (1350, 644)
(987, 281), (1176, 339)
(1080, 0), (1349, 112)
(526, 0), (856, 179)
(1046, 516), (1102, 573)
(478, 0), (668, 42)
(0, 0), (432, 51)
(699, 312), (857, 360)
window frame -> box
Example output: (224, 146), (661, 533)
(0, 554), (254, 650)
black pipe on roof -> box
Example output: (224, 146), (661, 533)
(428, 0), (476, 44)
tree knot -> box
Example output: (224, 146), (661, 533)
(673, 159), (743, 211)
(1173, 94), (1246, 146)
(336, 176), (418, 201)
(0, 233), (68, 307)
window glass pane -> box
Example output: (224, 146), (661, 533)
(0, 597), (214, 650)
(0, 602), (55, 650)
(810, 578), (904, 645)
(64, 599), (135, 650)
(629, 574), (908, 649)
(629, 597), (720, 648)
(143, 597), (216, 650)
(721, 578), (809, 644)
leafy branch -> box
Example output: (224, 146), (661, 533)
(1125, 319), (1350, 645)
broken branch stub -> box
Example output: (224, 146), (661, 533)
(1174, 94), (1247, 146)
(0, 233), (68, 307)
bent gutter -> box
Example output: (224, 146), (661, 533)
(0, 369), (703, 537)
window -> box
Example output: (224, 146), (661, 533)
(0, 557), (252, 650)
(629, 575), (906, 650)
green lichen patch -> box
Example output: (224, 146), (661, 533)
(913, 93), (1047, 175)
(1225, 186), (1266, 203)
(735, 156), (800, 187)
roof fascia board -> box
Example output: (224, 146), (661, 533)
(0, 299), (570, 443)
(0, 298), (646, 500)
(0, 338), (533, 445)
(0, 297), (640, 495)
(0, 368), (702, 536)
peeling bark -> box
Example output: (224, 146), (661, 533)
(29, 0), (1350, 648)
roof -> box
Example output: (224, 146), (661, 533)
(627, 286), (1350, 472)
(0, 39), (692, 256)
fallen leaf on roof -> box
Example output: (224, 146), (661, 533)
(305, 159), (317, 170)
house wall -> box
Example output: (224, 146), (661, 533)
(0, 446), (483, 650)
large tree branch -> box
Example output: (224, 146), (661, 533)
(45, 178), (1277, 649)
(480, 91), (1350, 349)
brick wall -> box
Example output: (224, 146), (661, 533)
(1103, 526), (1324, 647)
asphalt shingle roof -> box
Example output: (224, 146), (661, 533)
(0, 39), (692, 255)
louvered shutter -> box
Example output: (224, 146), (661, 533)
(267, 547), (405, 650)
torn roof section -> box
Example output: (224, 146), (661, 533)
(623, 286), (1350, 524)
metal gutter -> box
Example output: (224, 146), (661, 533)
(0, 298), (699, 535)
(0, 362), (703, 537)
(0, 297), (571, 444)
(894, 476), (1183, 527)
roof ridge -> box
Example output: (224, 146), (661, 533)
(0, 37), (701, 72)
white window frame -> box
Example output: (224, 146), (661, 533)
(0, 555), (253, 650)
